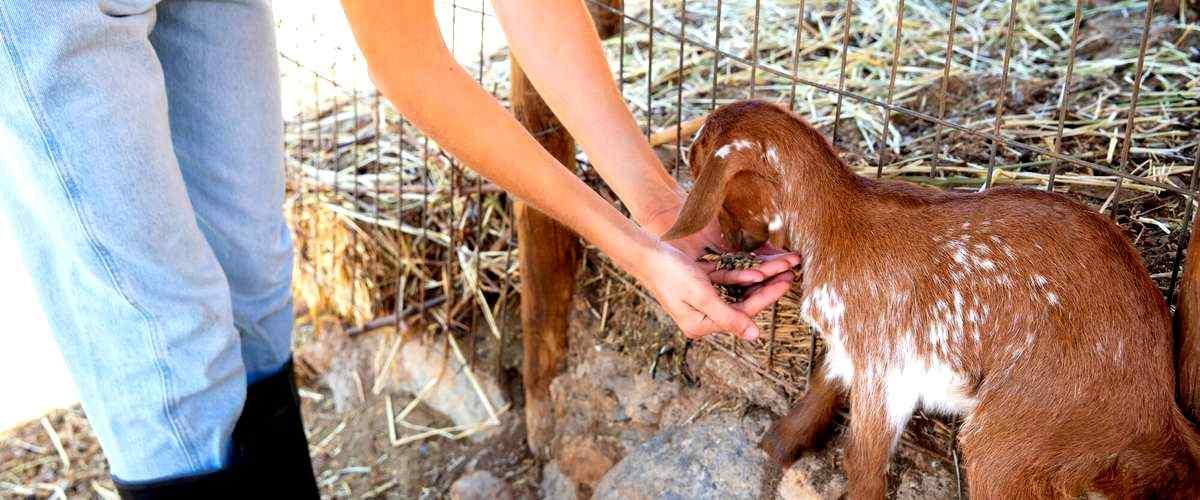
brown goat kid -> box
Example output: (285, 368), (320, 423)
(663, 100), (1200, 499)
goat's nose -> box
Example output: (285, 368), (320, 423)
(738, 232), (765, 252)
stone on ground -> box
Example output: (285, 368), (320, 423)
(450, 470), (515, 500)
(592, 416), (769, 500)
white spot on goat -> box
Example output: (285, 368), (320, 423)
(808, 285), (846, 337)
(882, 352), (976, 440)
(765, 146), (782, 174)
(768, 214), (783, 232)
(1009, 342), (1026, 361)
(714, 144), (733, 159)
(805, 285), (852, 387)
(946, 239), (969, 265)
(823, 334), (855, 386)
(954, 247), (969, 265)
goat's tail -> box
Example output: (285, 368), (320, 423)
(1175, 224), (1200, 424)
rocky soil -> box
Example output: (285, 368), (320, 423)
(3, 296), (960, 499)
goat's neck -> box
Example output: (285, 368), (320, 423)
(776, 158), (863, 280)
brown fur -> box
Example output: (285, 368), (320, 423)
(666, 100), (1200, 499)
(1176, 225), (1200, 424)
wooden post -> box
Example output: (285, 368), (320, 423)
(512, 0), (623, 456)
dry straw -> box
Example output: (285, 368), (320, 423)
(283, 0), (1197, 457)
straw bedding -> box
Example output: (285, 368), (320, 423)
(282, 0), (1198, 461)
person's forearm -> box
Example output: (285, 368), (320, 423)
(341, 0), (655, 275)
(492, 0), (686, 229)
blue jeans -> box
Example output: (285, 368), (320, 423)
(0, 0), (292, 483)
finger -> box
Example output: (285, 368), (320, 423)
(690, 288), (760, 341)
(673, 297), (719, 340)
(733, 271), (795, 317)
(709, 268), (767, 286)
(755, 252), (802, 271)
(662, 285), (718, 339)
(749, 258), (799, 280)
(708, 253), (800, 285)
(684, 313), (734, 341)
(674, 306), (708, 340)
(694, 260), (719, 274)
(753, 242), (786, 255)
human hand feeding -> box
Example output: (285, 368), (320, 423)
(638, 204), (800, 340)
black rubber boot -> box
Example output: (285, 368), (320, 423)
(115, 359), (319, 499)
(232, 358), (320, 498)
(113, 469), (235, 499)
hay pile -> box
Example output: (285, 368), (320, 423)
(283, 90), (517, 338)
(281, 0), (1198, 459)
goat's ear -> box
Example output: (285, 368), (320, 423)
(662, 156), (734, 240)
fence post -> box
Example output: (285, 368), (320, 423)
(512, 0), (623, 456)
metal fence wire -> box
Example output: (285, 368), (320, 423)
(277, 0), (1199, 486)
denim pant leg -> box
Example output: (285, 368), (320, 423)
(0, 1), (245, 482)
(151, 0), (294, 383)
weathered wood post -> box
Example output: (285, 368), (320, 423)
(512, 0), (623, 456)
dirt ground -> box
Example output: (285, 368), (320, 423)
(1, 274), (965, 499)
(0, 340), (534, 499)
(5, 3), (1195, 498)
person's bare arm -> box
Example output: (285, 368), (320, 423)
(339, 0), (793, 340)
(490, 0), (801, 277)
(491, 0), (683, 232)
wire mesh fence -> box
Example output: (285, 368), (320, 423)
(277, 0), (1199, 479)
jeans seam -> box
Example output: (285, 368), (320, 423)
(0, 3), (204, 474)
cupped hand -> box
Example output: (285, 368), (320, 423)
(636, 205), (801, 340)
(643, 204), (800, 291)
(634, 241), (795, 340)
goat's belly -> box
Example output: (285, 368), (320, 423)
(900, 363), (977, 416)
(811, 308), (976, 420)
(880, 361), (977, 430)
(822, 334), (976, 425)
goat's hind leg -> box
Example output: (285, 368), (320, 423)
(961, 454), (1057, 500)
(760, 365), (844, 464)
(959, 428), (1059, 500)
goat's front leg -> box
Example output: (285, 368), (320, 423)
(760, 363), (844, 463)
(844, 379), (909, 500)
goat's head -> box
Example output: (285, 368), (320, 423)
(663, 101), (794, 250)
